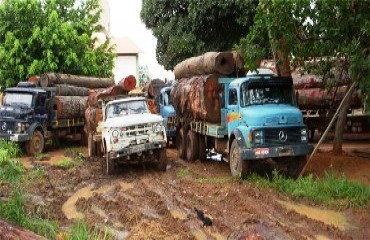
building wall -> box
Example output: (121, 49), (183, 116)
(113, 55), (138, 83)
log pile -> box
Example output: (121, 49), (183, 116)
(174, 51), (245, 79)
(39, 73), (115, 88)
(171, 75), (221, 123)
(0, 219), (46, 240)
(51, 96), (88, 119)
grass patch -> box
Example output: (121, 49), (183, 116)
(196, 176), (234, 184)
(56, 159), (74, 169)
(176, 168), (192, 178)
(0, 189), (58, 239)
(68, 221), (113, 240)
(248, 170), (370, 208)
(34, 153), (49, 161)
(0, 141), (23, 183)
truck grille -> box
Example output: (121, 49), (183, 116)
(126, 124), (152, 136)
(0, 120), (15, 133)
(264, 127), (301, 145)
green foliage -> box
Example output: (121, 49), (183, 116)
(239, 0), (370, 102)
(0, 189), (59, 239)
(248, 170), (370, 208)
(68, 221), (113, 240)
(34, 153), (49, 161)
(196, 176), (233, 184)
(176, 167), (192, 178)
(56, 158), (74, 169)
(0, 0), (115, 88)
(0, 141), (23, 183)
(141, 0), (259, 70)
(138, 65), (151, 87)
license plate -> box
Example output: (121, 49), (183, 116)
(255, 148), (269, 155)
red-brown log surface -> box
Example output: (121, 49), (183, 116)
(51, 96), (88, 119)
(87, 85), (127, 107)
(296, 86), (362, 110)
(28, 76), (40, 86)
(147, 79), (167, 98)
(119, 75), (137, 92)
(85, 107), (103, 133)
(0, 219), (46, 240)
(39, 73), (114, 88)
(171, 75), (221, 123)
(174, 52), (238, 79)
(54, 84), (89, 96)
(292, 71), (350, 89)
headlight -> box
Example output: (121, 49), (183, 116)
(301, 128), (308, 143)
(301, 135), (308, 142)
(153, 123), (163, 133)
(301, 128), (307, 135)
(254, 130), (264, 144)
(112, 129), (119, 137)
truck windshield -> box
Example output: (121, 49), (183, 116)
(164, 89), (173, 105)
(106, 100), (149, 118)
(241, 84), (293, 107)
(3, 92), (33, 107)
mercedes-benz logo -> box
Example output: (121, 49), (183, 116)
(1, 122), (7, 131)
(279, 130), (287, 142)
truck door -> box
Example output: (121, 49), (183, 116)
(227, 88), (240, 135)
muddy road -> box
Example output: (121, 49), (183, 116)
(19, 144), (370, 239)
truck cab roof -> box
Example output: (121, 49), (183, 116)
(5, 87), (47, 94)
(229, 74), (293, 88)
(106, 96), (147, 105)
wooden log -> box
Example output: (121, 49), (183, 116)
(51, 96), (88, 119)
(147, 79), (167, 98)
(119, 75), (137, 92)
(85, 107), (103, 133)
(54, 84), (89, 96)
(174, 52), (237, 79)
(87, 85), (127, 107)
(296, 86), (362, 110)
(171, 75), (221, 123)
(28, 76), (40, 86)
(0, 219), (46, 240)
(39, 73), (114, 88)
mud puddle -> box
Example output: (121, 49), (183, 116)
(278, 200), (352, 230)
(62, 182), (133, 219)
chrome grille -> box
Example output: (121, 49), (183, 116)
(264, 127), (301, 145)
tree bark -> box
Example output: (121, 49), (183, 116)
(333, 84), (356, 154)
(118, 75), (137, 92)
(51, 96), (88, 119)
(54, 84), (89, 96)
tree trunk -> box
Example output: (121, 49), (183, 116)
(0, 219), (46, 240)
(333, 85), (356, 154)
(118, 75), (137, 92)
(51, 96), (88, 119)
(54, 84), (89, 96)
(40, 73), (114, 88)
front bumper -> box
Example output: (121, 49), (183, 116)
(241, 144), (313, 160)
(0, 133), (30, 142)
(109, 141), (165, 159)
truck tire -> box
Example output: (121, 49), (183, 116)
(177, 127), (187, 159)
(198, 134), (206, 161)
(229, 139), (250, 178)
(186, 131), (199, 161)
(157, 148), (168, 171)
(106, 153), (115, 175)
(25, 130), (44, 156)
(287, 156), (307, 179)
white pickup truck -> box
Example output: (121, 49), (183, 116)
(91, 96), (168, 174)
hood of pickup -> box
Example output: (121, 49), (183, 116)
(240, 104), (303, 127)
(103, 113), (164, 128)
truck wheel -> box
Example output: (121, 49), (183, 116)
(157, 148), (168, 171)
(287, 156), (307, 179)
(186, 131), (199, 161)
(106, 153), (115, 175)
(198, 134), (206, 161)
(25, 130), (44, 156)
(177, 128), (187, 159)
(229, 139), (249, 178)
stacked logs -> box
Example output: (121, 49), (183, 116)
(171, 75), (221, 123)
(39, 73), (114, 88)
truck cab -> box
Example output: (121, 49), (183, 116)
(100, 96), (168, 174)
(225, 70), (313, 176)
(155, 86), (176, 144)
(0, 84), (51, 154)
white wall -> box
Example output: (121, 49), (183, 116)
(113, 55), (138, 84)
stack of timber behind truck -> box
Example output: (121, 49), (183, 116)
(172, 53), (313, 178)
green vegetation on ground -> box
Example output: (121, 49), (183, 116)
(248, 170), (370, 208)
(68, 221), (113, 240)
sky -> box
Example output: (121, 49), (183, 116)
(108, 0), (174, 80)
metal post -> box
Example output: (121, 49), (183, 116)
(298, 81), (357, 177)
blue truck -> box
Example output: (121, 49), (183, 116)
(173, 69), (313, 177)
(154, 86), (176, 145)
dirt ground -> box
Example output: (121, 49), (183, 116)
(12, 141), (370, 239)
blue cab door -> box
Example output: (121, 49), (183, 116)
(227, 88), (240, 136)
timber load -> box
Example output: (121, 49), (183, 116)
(296, 86), (362, 110)
(51, 96), (88, 119)
(119, 75), (137, 92)
(174, 51), (245, 79)
(54, 84), (89, 96)
(171, 75), (221, 123)
(39, 73), (114, 88)
(147, 79), (168, 98)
